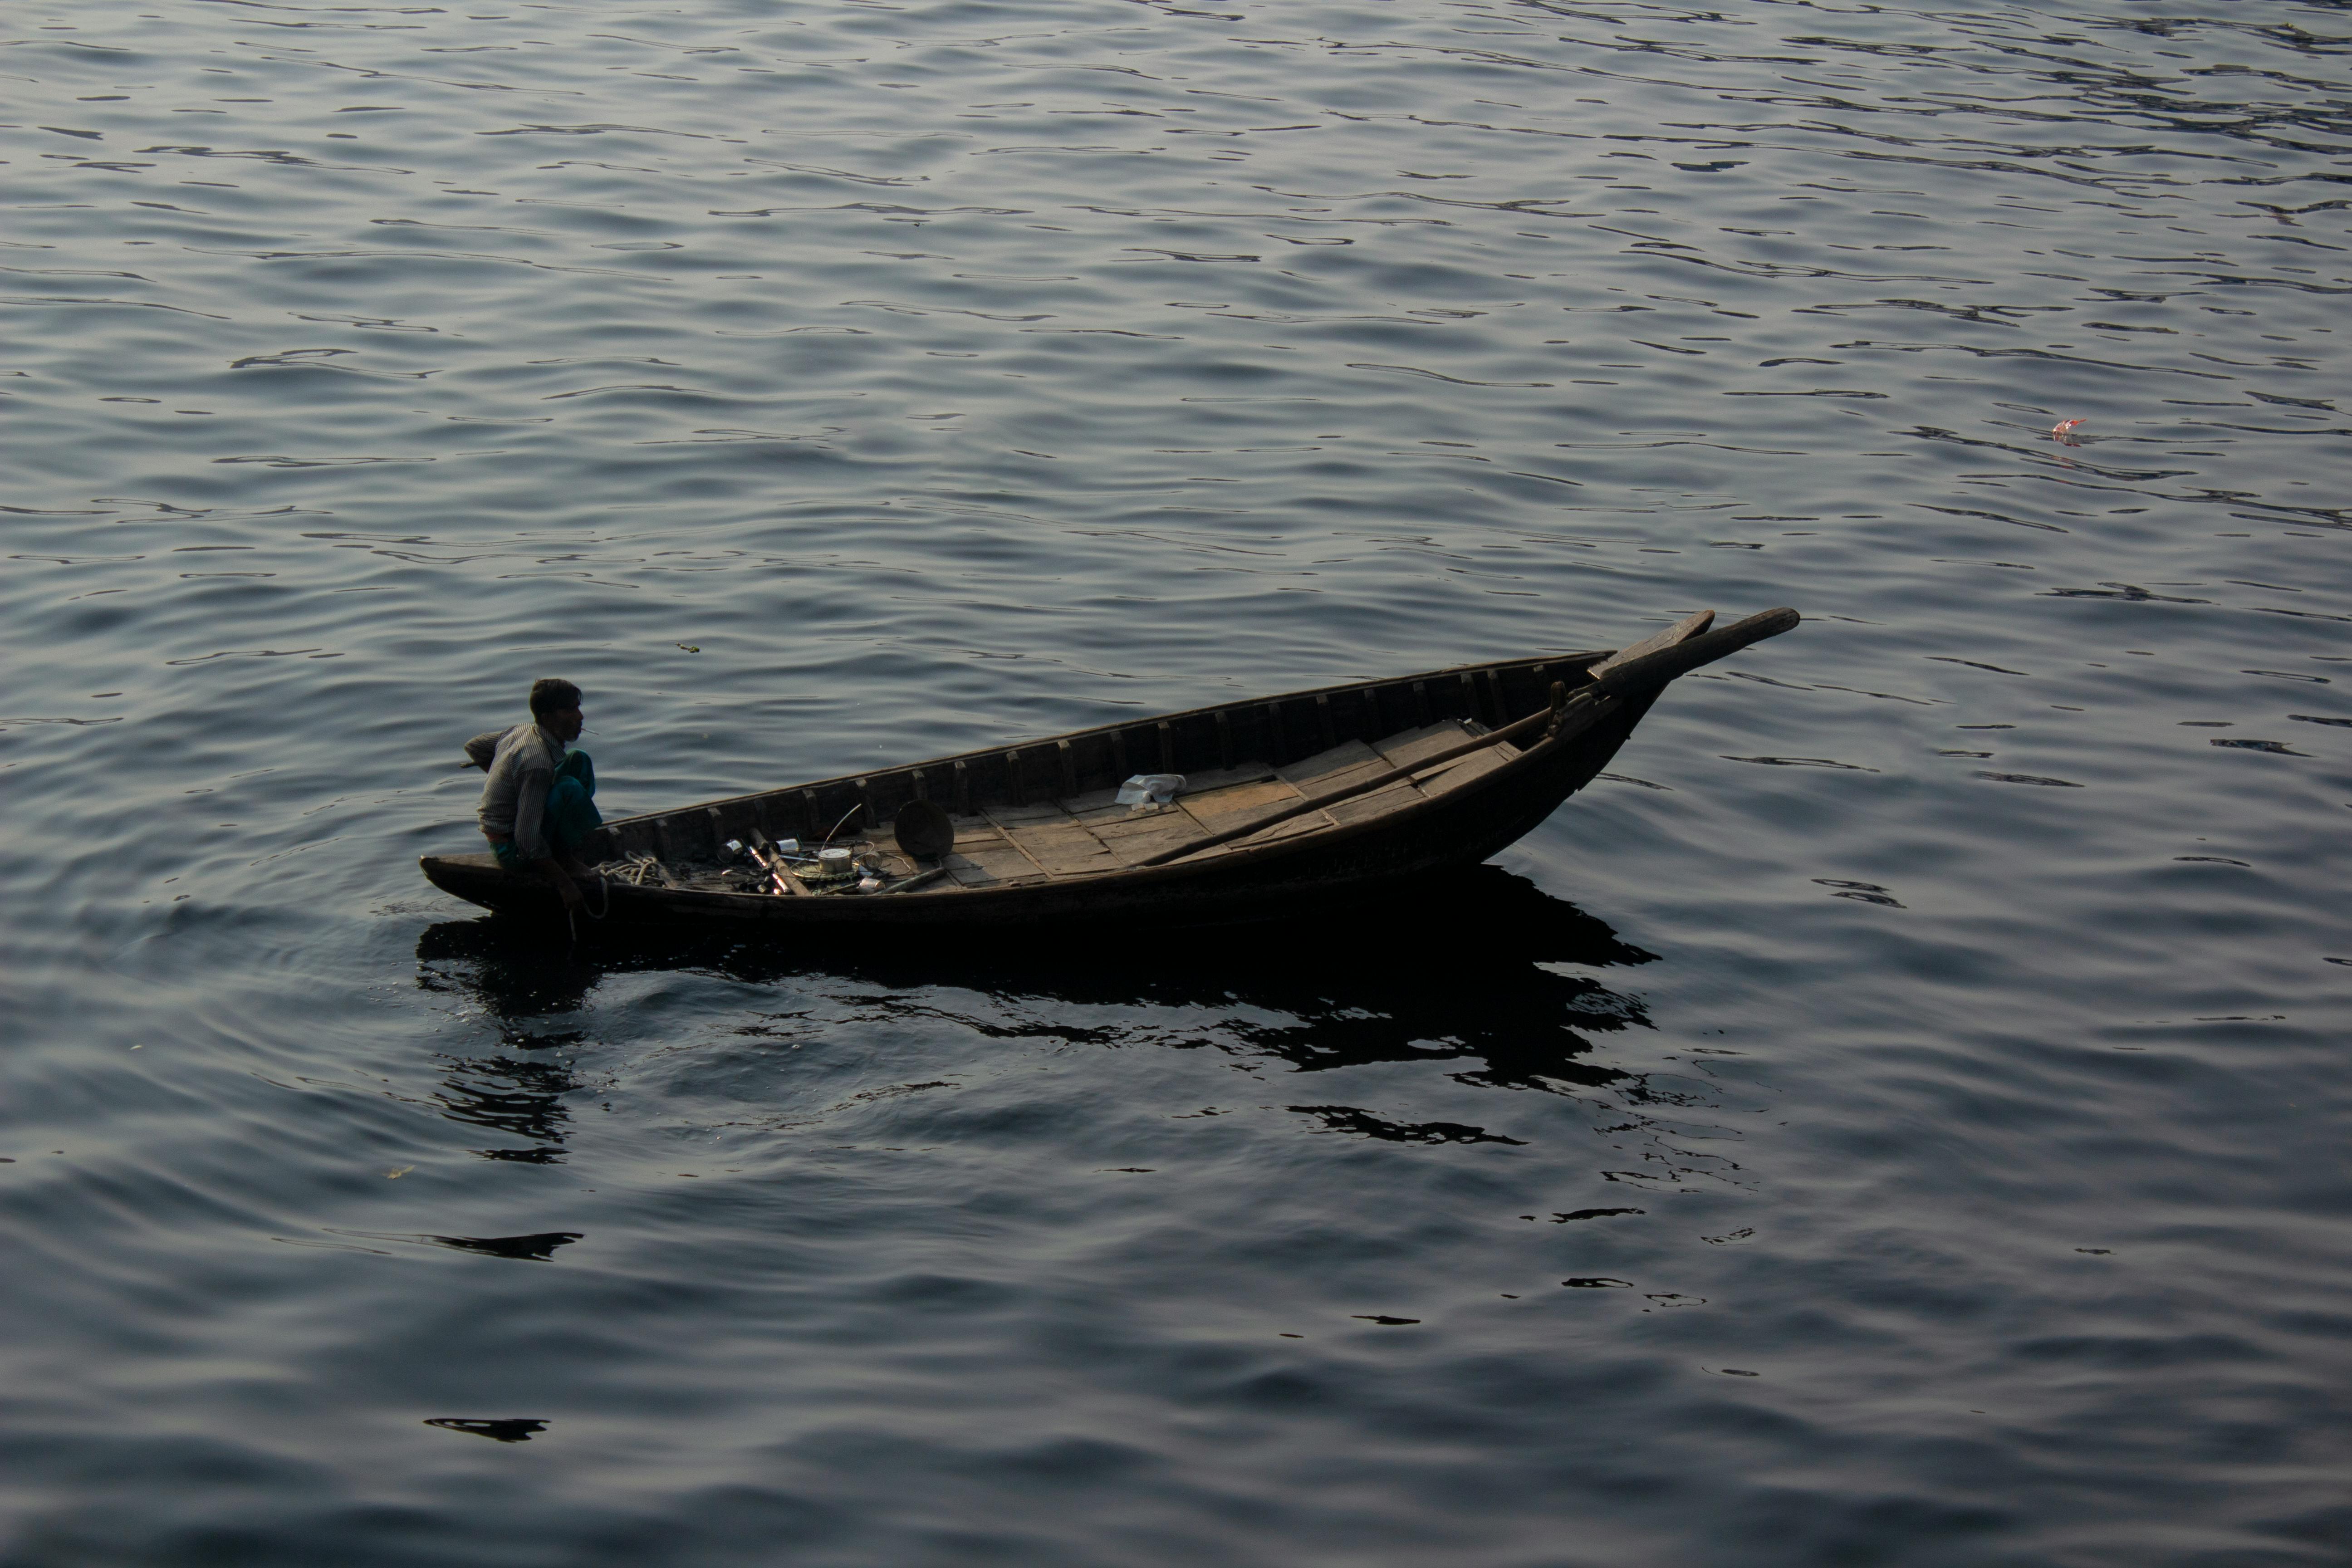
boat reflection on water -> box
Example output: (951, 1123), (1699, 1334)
(413, 865), (1669, 1155)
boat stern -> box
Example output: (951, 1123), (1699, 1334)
(419, 851), (535, 914)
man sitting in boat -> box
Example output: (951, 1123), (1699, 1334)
(468, 677), (602, 911)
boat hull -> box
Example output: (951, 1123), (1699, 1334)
(422, 686), (1651, 931)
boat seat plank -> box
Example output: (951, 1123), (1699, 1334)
(948, 814), (1015, 857)
(1179, 776), (1308, 831)
(1277, 739), (1386, 792)
(985, 800), (1070, 827)
(1176, 761), (1276, 794)
(1324, 778), (1426, 828)
(1375, 719), (1516, 770)
(1088, 809), (1230, 866)
(978, 802), (1066, 836)
(942, 840), (1049, 887)
(1059, 788), (1128, 824)
(1000, 820), (1120, 878)
(1179, 776), (1334, 848)
(1084, 802), (1184, 836)
(1416, 745), (1515, 796)
(1226, 813), (1329, 848)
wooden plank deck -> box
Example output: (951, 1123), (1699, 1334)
(1375, 719), (1519, 799)
(714, 717), (1524, 892)
(954, 720), (1519, 881)
(940, 816), (1050, 887)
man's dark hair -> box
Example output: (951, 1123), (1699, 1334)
(529, 677), (583, 718)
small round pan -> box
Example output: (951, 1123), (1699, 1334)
(893, 799), (955, 863)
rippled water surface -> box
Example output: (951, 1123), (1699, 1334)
(6, 1), (2351, 1562)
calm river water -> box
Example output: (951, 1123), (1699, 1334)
(4, 2), (2348, 1563)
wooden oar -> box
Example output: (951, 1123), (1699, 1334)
(1132, 608), (1797, 869)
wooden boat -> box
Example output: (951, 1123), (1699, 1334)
(420, 607), (1797, 931)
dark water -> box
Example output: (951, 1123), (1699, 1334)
(5, 1), (2349, 1561)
